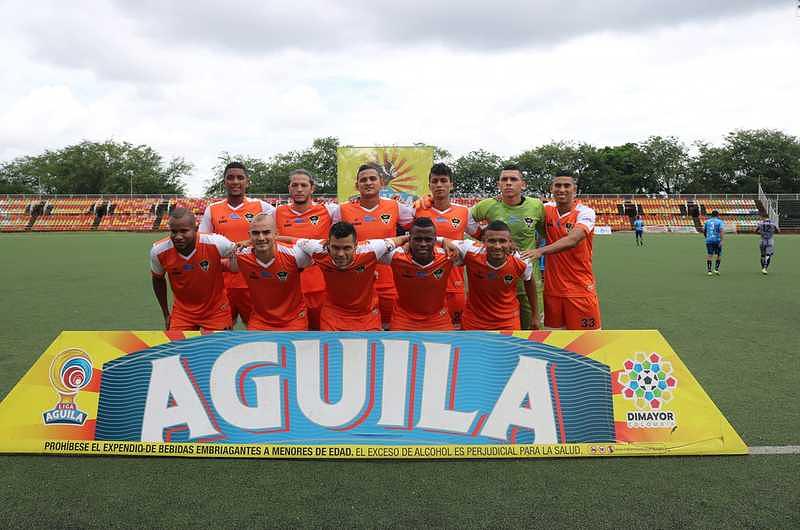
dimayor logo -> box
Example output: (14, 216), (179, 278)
(618, 352), (677, 428)
(43, 349), (93, 425)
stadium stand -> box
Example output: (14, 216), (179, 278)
(0, 194), (784, 233)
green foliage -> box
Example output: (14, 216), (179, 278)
(0, 140), (189, 195)
(450, 149), (506, 195)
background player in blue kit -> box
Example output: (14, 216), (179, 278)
(755, 215), (779, 275)
(633, 215), (644, 246)
(703, 210), (725, 276)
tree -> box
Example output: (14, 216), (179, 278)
(451, 149), (505, 195)
(204, 137), (340, 196)
(0, 140), (188, 195)
(514, 141), (595, 195)
(581, 143), (654, 194)
(724, 129), (800, 193)
(640, 136), (690, 194)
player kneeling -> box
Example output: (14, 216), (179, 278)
(231, 213), (310, 331)
(382, 217), (455, 331)
(444, 220), (540, 331)
(150, 208), (235, 331)
(287, 222), (408, 331)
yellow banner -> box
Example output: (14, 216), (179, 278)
(336, 146), (434, 203)
(0, 330), (748, 459)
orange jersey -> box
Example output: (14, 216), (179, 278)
(455, 240), (533, 327)
(543, 202), (597, 297)
(198, 197), (276, 289)
(150, 233), (234, 320)
(275, 202), (338, 296)
(382, 247), (452, 317)
(297, 238), (396, 317)
(414, 204), (478, 294)
(339, 199), (414, 291)
(234, 243), (311, 328)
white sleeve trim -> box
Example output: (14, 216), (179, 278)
(201, 233), (235, 257)
(198, 205), (213, 233)
(296, 238), (325, 257)
(259, 200), (276, 215)
(522, 259), (533, 281)
(325, 203), (341, 222)
(279, 243), (313, 268)
(149, 240), (171, 275)
(398, 203), (414, 228)
(576, 204), (595, 232)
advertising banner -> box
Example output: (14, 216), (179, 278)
(594, 226), (612, 235)
(644, 225), (669, 233)
(0, 331), (746, 459)
(336, 146), (434, 204)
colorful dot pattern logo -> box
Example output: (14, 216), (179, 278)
(618, 352), (677, 410)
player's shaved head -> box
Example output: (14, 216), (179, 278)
(250, 213), (275, 229)
(249, 213), (276, 255)
(169, 207), (195, 225)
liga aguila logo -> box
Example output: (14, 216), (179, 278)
(43, 349), (93, 425)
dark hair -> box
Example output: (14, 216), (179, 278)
(329, 221), (357, 242)
(223, 161), (248, 178)
(429, 162), (452, 181)
(485, 220), (511, 233)
(411, 216), (435, 231)
(289, 168), (315, 186)
(711, 210), (719, 217)
(356, 163), (382, 179)
(501, 163), (522, 173)
(555, 168), (574, 178)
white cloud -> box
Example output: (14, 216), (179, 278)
(0, 0), (797, 194)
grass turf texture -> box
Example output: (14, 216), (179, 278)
(1, 232), (798, 528)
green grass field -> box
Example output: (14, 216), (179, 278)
(1, 232), (798, 528)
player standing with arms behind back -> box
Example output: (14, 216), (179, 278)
(526, 170), (601, 330)
(633, 215), (645, 246)
(703, 210), (724, 276)
(199, 162), (276, 325)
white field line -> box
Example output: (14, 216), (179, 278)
(749, 445), (800, 455)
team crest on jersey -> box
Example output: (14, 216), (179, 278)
(503, 274), (514, 285)
(451, 217), (462, 228)
(244, 212), (255, 222)
(355, 265), (366, 273)
(309, 215), (320, 225)
(276, 271), (289, 282)
(565, 222), (574, 230)
(524, 217), (535, 228)
(433, 268), (445, 280)
(380, 213), (392, 224)
(199, 260), (210, 271)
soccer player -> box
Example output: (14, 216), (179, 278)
(470, 164), (544, 329)
(339, 163), (414, 328)
(291, 222), (408, 331)
(274, 169), (340, 329)
(199, 161), (276, 325)
(382, 217), (455, 331)
(412, 163), (478, 326)
(633, 215), (645, 246)
(445, 220), (539, 331)
(231, 213), (310, 331)
(150, 208), (235, 331)
(703, 210), (725, 276)
(756, 215), (779, 275)
(525, 171), (601, 330)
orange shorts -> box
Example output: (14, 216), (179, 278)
(226, 288), (253, 325)
(169, 307), (232, 332)
(389, 306), (453, 331)
(446, 291), (465, 325)
(544, 295), (601, 330)
(303, 291), (325, 331)
(247, 311), (308, 331)
(460, 310), (520, 331)
(319, 305), (382, 332)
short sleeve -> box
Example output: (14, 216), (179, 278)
(291, 244), (313, 268)
(296, 238), (325, 257)
(360, 238), (394, 259)
(150, 247), (165, 277)
(198, 205), (213, 233)
(206, 234), (235, 257)
(576, 206), (595, 232)
(325, 203), (341, 223)
(522, 259), (533, 281)
(260, 200), (276, 215)
(398, 203), (414, 229)
(378, 246), (403, 265)
(465, 213), (480, 237)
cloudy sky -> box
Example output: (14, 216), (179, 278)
(1, 0), (797, 194)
